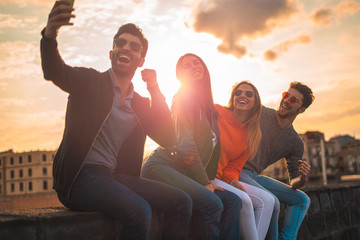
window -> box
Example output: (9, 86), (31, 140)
(10, 157), (14, 165)
(27, 155), (31, 163)
(28, 182), (33, 191)
(10, 170), (14, 179)
(19, 169), (23, 178)
(0, 184), (2, 194)
(42, 154), (47, 162)
(0, 158), (2, 166)
(42, 167), (47, 176)
(19, 156), (23, 164)
(11, 183), (15, 192)
(28, 168), (32, 177)
(43, 181), (48, 190)
(0, 172), (2, 179)
(19, 182), (24, 192)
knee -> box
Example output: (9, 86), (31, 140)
(225, 191), (242, 211)
(241, 194), (253, 211)
(299, 191), (311, 210)
(128, 202), (152, 227)
(262, 193), (276, 209)
(176, 192), (193, 214)
(273, 196), (280, 214)
(205, 193), (224, 215)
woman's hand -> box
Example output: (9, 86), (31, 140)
(230, 179), (246, 192)
(205, 180), (225, 192)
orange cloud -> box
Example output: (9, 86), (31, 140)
(264, 34), (311, 61)
(311, 0), (360, 26)
(190, 0), (300, 58)
(217, 43), (247, 58)
(264, 49), (278, 61)
(276, 34), (311, 52)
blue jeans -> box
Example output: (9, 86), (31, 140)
(239, 169), (310, 240)
(57, 164), (192, 240)
(141, 149), (242, 240)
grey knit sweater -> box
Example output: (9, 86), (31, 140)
(243, 106), (304, 181)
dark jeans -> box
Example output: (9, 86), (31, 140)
(141, 149), (242, 240)
(58, 164), (192, 240)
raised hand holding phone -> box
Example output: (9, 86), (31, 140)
(44, 0), (76, 39)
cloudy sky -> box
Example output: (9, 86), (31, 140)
(1, 0), (359, 153)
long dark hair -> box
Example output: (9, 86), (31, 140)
(172, 53), (215, 122)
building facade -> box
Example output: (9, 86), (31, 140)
(336, 140), (360, 174)
(0, 149), (55, 197)
(300, 131), (337, 175)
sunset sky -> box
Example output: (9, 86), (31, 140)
(1, 0), (359, 153)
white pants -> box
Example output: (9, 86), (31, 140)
(213, 178), (275, 240)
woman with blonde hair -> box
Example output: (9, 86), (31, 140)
(213, 81), (275, 240)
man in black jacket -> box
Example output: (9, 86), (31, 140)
(40, 1), (192, 239)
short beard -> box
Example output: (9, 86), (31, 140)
(111, 52), (138, 78)
(276, 107), (300, 119)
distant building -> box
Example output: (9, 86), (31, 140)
(329, 135), (356, 153)
(0, 149), (56, 197)
(336, 140), (360, 174)
(300, 131), (337, 175)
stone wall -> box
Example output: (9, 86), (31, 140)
(1, 183), (359, 240)
(295, 183), (360, 239)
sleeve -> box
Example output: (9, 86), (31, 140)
(40, 28), (98, 94)
(285, 136), (304, 181)
(145, 84), (176, 147)
(173, 96), (210, 186)
(220, 151), (250, 184)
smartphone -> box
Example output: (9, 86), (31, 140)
(68, 0), (75, 7)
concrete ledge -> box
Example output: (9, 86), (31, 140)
(0, 207), (163, 240)
(0, 207), (122, 240)
(1, 183), (360, 240)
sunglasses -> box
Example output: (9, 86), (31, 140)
(282, 92), (300, 104)
(114, 38), (142, 52)
(234, 89), (254, 98)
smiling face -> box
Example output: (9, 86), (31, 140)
(277, 88), (305, 119)
(232, 83), (255, 115)
(179, 55), (205, 83)
(109, 33), (144, 77)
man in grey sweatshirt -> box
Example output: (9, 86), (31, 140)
(239, 81), (314, 240)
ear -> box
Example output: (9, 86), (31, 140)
(298, 107), (306, 114)
(138, 57), (145, 67)
(109, 50), (113, 60)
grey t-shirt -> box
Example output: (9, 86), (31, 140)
(84, 70), (137, 172)
(243, 106), (304, 180)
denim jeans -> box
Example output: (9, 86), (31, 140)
(141, 149), (242, 240)
(239, 169), (310, 240)
(57, 164), (192, 240)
